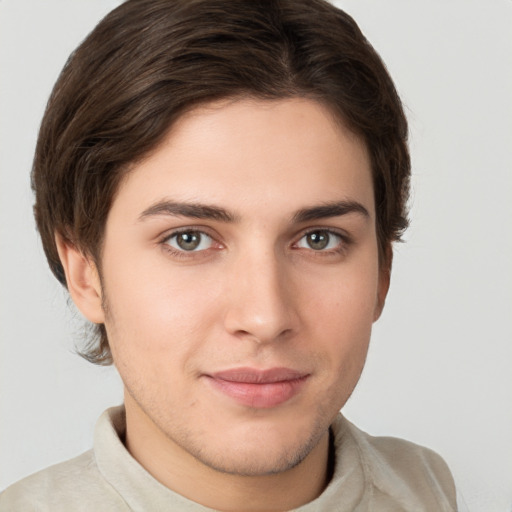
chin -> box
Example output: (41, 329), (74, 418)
(190, 419), (327, 477)
(198, 442), (312, 477)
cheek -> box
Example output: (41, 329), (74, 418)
(308, 291), (373, 414)
(305, 259), (379, 331)
(303, 261), (378, 374)
(101, 253), (220, 366)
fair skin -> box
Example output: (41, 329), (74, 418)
(57, 98), (389, 512)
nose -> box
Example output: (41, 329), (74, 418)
(223, 249), (299, 344)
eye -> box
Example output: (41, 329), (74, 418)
(296, 230), (343, 251)
(165, 230), (214, 252)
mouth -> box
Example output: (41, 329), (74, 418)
(204, 367), (310, 409)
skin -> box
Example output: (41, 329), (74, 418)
(57, 97), (389, 511)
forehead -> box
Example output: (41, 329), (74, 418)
(113, 97), (374, 222)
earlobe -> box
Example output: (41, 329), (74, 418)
(373, 247), (392, 322)
(55, 234), (105, 324)
(373, 267), (390, 321)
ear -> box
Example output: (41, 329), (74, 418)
(373, 246), (392, 321)
(55, 234), (105, 324)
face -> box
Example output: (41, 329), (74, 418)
(86, 98), (387, 476)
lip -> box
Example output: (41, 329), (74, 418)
(204, 367), (310, 409)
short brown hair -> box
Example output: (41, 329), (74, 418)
(32, 0), (410, 364)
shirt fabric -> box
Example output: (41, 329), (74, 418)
(0, 406), (457, 511)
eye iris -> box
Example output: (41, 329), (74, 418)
(307, 231), (329, 250)
(176, 232), (201, 251)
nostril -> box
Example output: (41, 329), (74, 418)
(231, 326), (293, 344)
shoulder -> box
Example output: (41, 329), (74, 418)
(0, 451), (127, 512)
(335, 416), (458, 511)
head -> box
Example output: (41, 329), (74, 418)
(32, 0), (409, 482)
(33, 0), (409, 365)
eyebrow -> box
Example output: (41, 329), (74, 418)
(138, 199), (369, 224)
(139, 200), (238, 223)
(292, 201), (370, 223)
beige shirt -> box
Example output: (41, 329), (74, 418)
(0, 406), (457, 511)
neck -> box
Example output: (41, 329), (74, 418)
(123, 395), (331, 511)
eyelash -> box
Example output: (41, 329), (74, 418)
(160, 228), (220, 259)
(293, 228), (351, 255)
(158, 227), (352, 259)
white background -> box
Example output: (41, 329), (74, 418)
(0, 1), (511, 511)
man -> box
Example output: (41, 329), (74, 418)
(0, 0), (458, 510)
